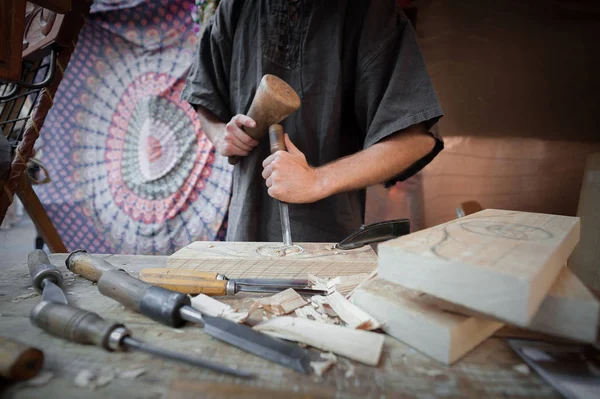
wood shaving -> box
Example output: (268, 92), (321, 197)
(513, 364), (531, 375)
(295, 305), (337, 324)
(208, 244), (215, 248)
(251, 288), (307, 316)
(324, 244), (336, 251)
(11, 292), (39, 302)
(190, 294), (249, 323)
(118, 368), (146, 379)
(310, 352), (337, 377)
(325, 291), (381, 330)
(414, 366), (444, 377)
(25, 371), (54, 387)
(342, 359), (355, 379)
(74, 369), (115, 390)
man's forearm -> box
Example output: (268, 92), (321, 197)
(195, 105), (225, 145)
(315, 124), (436, 198)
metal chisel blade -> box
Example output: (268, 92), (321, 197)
(201, 315), (312, 374)
(41, 280), (69, 305)
(279, 201), (293, 246)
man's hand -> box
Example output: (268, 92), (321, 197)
(262, 134), (328, 203)
(213, 114), (259, 157)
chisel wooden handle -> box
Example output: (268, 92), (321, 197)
(0, 336), (44, 381)
(65, 250), (122, 282)
(139, 268), (228, 296)
(269, 124), (286, 153)
(140, 268), (223, 281)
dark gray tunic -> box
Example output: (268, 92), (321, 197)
(181, 0), (444, 243)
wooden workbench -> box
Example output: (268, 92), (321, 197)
(0, 254), (560, 399)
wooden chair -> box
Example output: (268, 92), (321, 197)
(0, 0), (91, 252)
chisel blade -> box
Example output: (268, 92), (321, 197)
(180, 307), (312, 374)
(41, 280), (69, 305)
(202, 315), (312, 374)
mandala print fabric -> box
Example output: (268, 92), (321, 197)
(36, 0), (232, 254)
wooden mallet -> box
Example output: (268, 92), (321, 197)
(228, 74), (301, 165)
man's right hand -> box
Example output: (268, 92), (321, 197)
(214, 114), (259, 157)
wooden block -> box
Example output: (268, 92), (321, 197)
(569, 153), (600, 291)
(168, 242), (377, 279)
(378, 209), (580, 325)
(430, 267), (600, 344)
(526, 267), (599, 343)
(350, 278), (503, 365)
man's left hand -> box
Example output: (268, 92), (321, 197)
(262, 134), (327, 203)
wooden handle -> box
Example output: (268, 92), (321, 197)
(30, 301), (121, 350)
(65, 250), (120, 282)
(269, 124), (286, 154)
(139, 269), (227, 296)
(228, 74), (300, 165)
(140, 268), (219, 281)
(0, 336), (44, 381)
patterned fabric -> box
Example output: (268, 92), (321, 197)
(35, 0), (232, 254)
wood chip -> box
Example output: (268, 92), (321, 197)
(295, 305), (336, 324)
(11, 292), (39, 302)
(74, 370), (95, 388)
(414, 366), (445, 377)
(190, 294), (249, 323)
(253, 316), (384, 366)
(252, 288), (307, 316)
(310, 295), (338, 317)
(118, 368), (146, 379)
(342, 359), (355, 378)
(513, 364), (531, 375)
(310, 352), (337, 376)
(325, 291), (381, 330)
(25, 371), (54, 386)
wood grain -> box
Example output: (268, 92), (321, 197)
(168, 242), (378, 279)
(378, 209), (580, 325)
(351, 278), (503, 365)
(0, 254), (562, 398)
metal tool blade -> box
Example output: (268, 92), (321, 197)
(179, 306), (312, 374)
(336, 219), (411, 250)
(279, 201), (293, 246)
(41, 280), (69, 305)
(122, 336), (253, 378)
(234, 278), (310, 287)
(237, 285), (327, 296)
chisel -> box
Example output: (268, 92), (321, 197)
(269, 124), (293, 246)
(65, 250), (314, 374)
(138, 268), (326, 296)
(29, 302), (252, 378)
(26, 250), (250, 378)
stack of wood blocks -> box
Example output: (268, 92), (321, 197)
(350, 209), (600, 365)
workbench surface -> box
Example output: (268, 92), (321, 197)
(0, 254), (560, 399)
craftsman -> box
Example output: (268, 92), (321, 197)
(181, 0), (444, 242)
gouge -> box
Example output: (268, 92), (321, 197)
(138, 268), (326, 296)
(65, 250), (314, 374)
(269, 124), (293, 246)
(29, 301), (252, 378)
(27, 250), (67, 304)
